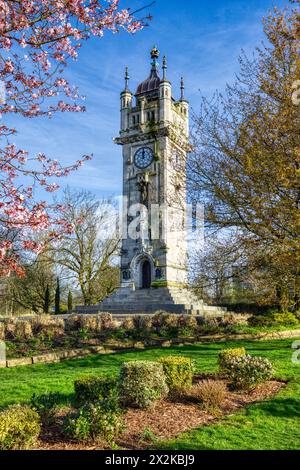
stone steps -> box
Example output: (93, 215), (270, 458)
(75, 286), (227, 317)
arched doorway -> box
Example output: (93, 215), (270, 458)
(141, 260), (152, 289)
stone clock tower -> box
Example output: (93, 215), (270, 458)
(116, 46), (189, 292)
(78, 47), (226, 316)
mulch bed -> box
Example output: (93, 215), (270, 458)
(36, 376), (286, 450)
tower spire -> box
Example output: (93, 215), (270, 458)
(124, 66), (129, 91)
(180, 77), (185, 100)
(162, 56), (167, 81)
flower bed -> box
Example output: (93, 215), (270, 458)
(0, 346), (286, 450)
(35, 377), (285, 450)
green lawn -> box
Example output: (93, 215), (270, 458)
(0, 338), (299, 450)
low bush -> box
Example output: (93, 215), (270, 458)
(192, 380), (227, 411)
(226, 355), (274, 390)
(65, 399), (123, 445)
(4, 319), (17, 339)
(132, 315), (152, 331)
(218, 347), (246, 375)
(65, 314), (82, 332)
(220, 313), (249, 327)
(272, 311), (298, 326)
(14, 320), (33, 340)
(158, 356), (194, 393)
(121, 317), (135, 330)
(79, 316), (99, 333)
(0, 321), (4, 340)
(248, 310), (299, 327)
(248, 315), (274, 327)
(139, 427), (158, 443)
(120, 361), (168, 408)
(30, 392), (61, 425)
(30, 316), (64, 338)
(0, 405), (41, 450)
(100, 313), (117, 330)
(74, 375), (119, 405)
(177, 315), (198, 331)
(152, 312), (177, 330)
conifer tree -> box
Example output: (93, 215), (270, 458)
(68, 291), (73, 313)
(55, 278), (60, 315)
(44, 284), (50, 314)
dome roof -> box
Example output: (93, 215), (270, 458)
(136, 64), (161, 96)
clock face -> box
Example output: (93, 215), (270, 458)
(134, 147), (154, 169)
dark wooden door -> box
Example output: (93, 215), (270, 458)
(142, 261), (151, 289)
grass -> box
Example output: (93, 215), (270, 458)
(0, 338), (299, 449)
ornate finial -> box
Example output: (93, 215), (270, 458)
(151, 45), (160, 60)
(162, 56), (167, 81)
(180, 77), (185, 100)
(124, 66), (129, 91)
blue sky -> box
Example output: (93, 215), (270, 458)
(10, 0), (285, 201)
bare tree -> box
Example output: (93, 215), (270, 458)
(49, 189), (120, 306)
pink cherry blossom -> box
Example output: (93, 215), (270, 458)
(0, 1), (150, 275)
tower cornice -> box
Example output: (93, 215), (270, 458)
(114, 125), (191, 151)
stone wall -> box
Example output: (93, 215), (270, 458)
(1, 329), (299, 369)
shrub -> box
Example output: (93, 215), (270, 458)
(226, 355), (274, 390)
(158, 356), (194, 393)
(79, 316), (99, 333)
(121, 317), (135, 330)
(139, 427), (158, 443)
(4, 319), (17, 339)
(100, 313), (117, 330)
(248, 315), (274, 327)
(120, 361), (168, 408)
(248, 310), (299, 327)
(152, 312), (176, 329)
(30, 392), (60, 425)
(191, 380), (227, 411)
(74, 375), (119, 405)
(14, 320), (33, 340)
(221, 313), (249, 327)
(272, 311), (298, 326)
(0, 322), (4, 340)
(0, 405), (41, 450)
(30, 316), (64, 338)
(218, 347), (246, 375)
(133, 315), (152, 331)
(65, 314), (82, 331)
(177, 315), (197, 330)
(65, 400), (123, 444)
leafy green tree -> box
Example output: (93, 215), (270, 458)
(6, 256), (55, 314)
(189, 3), (300, 309)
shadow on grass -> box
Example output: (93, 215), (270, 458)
(256, 397), (300, 418)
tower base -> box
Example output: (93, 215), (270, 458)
(75, 286), (227, 317)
